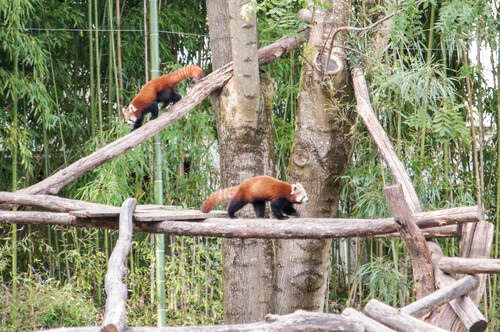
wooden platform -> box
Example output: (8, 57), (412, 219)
(69, 204), (228, 222)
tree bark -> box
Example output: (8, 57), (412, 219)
(207, 0), (276, 324)
(273, 0), (355, 314)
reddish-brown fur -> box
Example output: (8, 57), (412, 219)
(201, 176), (308, 219)
(123, 64), (204, 129)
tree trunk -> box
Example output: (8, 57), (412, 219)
(273, 1), (355, 314)
(206, 0), (276, 324)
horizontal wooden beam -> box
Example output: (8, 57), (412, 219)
(42, 310), (363, 331)
(438, 257), (500, 274)
(0, 206), (479, 239)
(0, 191), (120, 213)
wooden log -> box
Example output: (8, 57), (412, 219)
(101, 198), (136, 332)
(401, 275), (479, 317)
(0, 191), (120, 213)
(427, 241), (487, 332)
(16, 32), (308, 197)
(43, 310), (363, 331)
(438, 257), (500, 274)
(342, 307), (396, 332)
(384, 184), (435, 299)
(352, 68), (421, 213)
(458, 221), (494, 303)
(363, 299), (447, 332)
(0, 207), (480, 239)
(376, 225), (459, 239)
(0, 211), (77, 224)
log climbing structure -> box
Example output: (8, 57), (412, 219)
(0, 25), (497, 332)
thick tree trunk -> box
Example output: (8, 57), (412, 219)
(206, 0), (275, 324)
(273, 0), (355, 314)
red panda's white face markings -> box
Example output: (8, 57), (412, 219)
(123, 104), (139, 125)
(290, 183), (309, 203)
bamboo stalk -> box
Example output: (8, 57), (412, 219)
(95, 0), (103, 132)
(419, 3), (436, 157)
(89, 0), (96, 138)
(493, 31), (500, 331)
(148, 0), (166, 326)
(11, 51), (19, 299)
(115, 0), (123, 110)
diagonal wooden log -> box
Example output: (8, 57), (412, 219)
(352, 67), (421, 213)
(364, 300), (447, 332)
(401, 275), (479, 318)
(101, 198), (136, 332)
(342, 307), (396, 332)
(16, 32), (308, 196)
(352, 68), (487, 331)
(384, 184), (435, 299)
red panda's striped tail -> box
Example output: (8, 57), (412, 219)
(166, 64), (204, 86)
(201, 187), (237, 213)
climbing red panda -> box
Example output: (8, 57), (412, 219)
(201, 176), (309, 219)
(122, 64), (204, 130)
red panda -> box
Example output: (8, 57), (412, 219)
(201, 176), (309, 219)
(122, 64), (204, 130)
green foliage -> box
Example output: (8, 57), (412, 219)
(0, 275), (100, 330)
(1, 0), (500, 328)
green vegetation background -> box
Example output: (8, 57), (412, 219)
(1, 0), (499, 330)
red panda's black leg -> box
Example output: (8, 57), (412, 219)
(170, 91), (182, 104)
(252, 201), (266, 218)
(282, 201), (297, 216)
(158, 89), (182, 108)
(227, 200), (248, 219)
(149, 101), (159, 119)
(270, 199), (289, 220)
(132, 116), (144, 131)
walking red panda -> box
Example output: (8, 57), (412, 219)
(201, 176), (309, 219)
(122, 64), (204, 130)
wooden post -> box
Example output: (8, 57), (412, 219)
(383, 184), (435, 299)
(363, 300), (447, 332)
(401, 275), (479, 317)
(427, 241), (487, 332)
(101, 198), (136, 332)
(458, 221), (494, 303)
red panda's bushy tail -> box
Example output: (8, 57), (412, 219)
(166, 64), (204, 86)
(201, 187), (237, 213)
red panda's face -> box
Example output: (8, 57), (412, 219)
(122, 104), (140, 126)
(290, 183), (309, 204)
